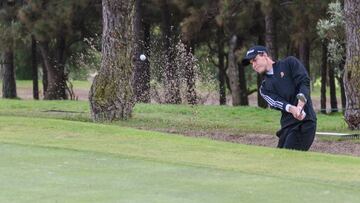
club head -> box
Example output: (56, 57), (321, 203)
(296, 93), (307, 104)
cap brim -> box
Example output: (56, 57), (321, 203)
(241, 55), (254, 66)
(241, 59), (250, 66)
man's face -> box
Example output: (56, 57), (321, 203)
(250, 54), (267, 74)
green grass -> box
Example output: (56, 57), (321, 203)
(14, 80), (92, 89)
(311, 80), (342, 98)
(0, 116), (360, 202)
(0, 99), (356, 136)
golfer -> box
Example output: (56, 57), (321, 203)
(242, 45), (317, 151)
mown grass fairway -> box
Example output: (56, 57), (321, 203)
(0, 114), (360, 202)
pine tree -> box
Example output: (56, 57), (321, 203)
(159, 0), (182, 104)
(285, 0), (330, 76)
(317, 1), (347, 112)
(133, 0), (151, 103)
(343, 0), (360, 129)
(18, 0), (101, 100)
(89, 0), (135, 121)
(0, 0), (19, 99)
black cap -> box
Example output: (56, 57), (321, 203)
(241, 45), (268, 66)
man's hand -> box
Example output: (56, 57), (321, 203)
(289, 105), (305, 121)
(297, 99), (305, 110)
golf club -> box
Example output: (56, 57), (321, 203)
(296, 93), (307, 117)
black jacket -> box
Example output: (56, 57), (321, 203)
(260, 56), (317, 129)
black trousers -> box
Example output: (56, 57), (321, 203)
(276, 120), (316, 151)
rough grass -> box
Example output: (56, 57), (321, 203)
(0, 99), (356, 136)
(14, 80), (91, 89)
(0, 116), (360, 202)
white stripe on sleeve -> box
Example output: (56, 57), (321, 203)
(260, 88), (284, 110)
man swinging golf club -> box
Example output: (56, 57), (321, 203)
(242, 45), (317, 151)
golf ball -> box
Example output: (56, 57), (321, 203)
(140, 54), (146, 61)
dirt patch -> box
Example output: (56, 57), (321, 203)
(310, 139), (360, 156)
(158, 129), (360, 157)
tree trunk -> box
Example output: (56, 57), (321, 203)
(2, 48), (17, 99)
(143, 22), (151, 102)
(338, 76), (346, 111)
(320, 41), (327, 114)
(133, 0), (150, 103)
(217, 25), (226, 105)
(226, 35), (241, 106)
(41, 58), (48, 96)
(160, 0), (181, 104)
(184, 41), (197, 105)
(344, 0), (360, 129)
(328, 63), (338, 113)
(299, 37), (310, 75)
(89, 0), (135, 121)
(38, 40), (67, 100)
(257, 35), (267, 108)
(264, 3), (278, 60)
(238, 63), (249, 105)
(32, 35), (39, 100)
(0, 63), (3, 81)
(337, 60), (346, 110)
